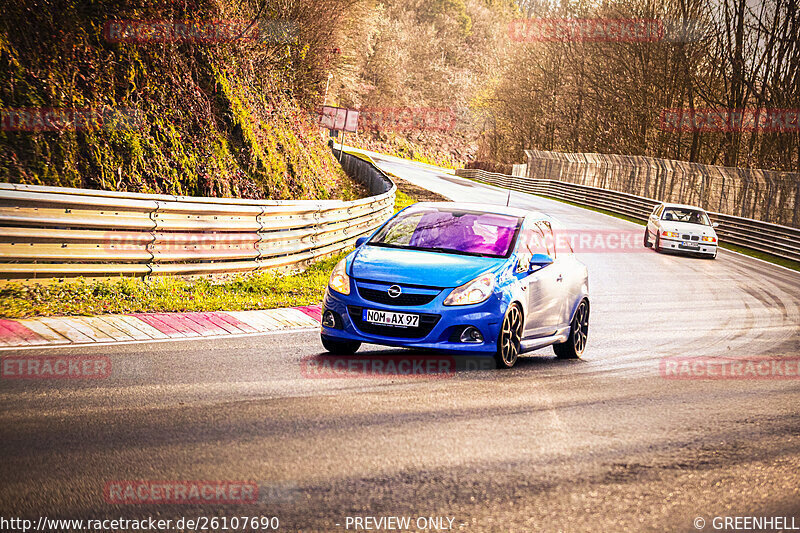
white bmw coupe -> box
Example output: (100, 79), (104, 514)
(644, 203), (719, 259)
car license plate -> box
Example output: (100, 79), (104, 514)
(680, 241), (700, 250)
(362, 309), (419, 328)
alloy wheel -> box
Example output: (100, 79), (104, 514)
(572, 300), (589, 354)
(500, 305), (523, 367)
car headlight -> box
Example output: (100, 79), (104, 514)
(328, 258), (350, 295)
(701, 236), (717, 243)
(444, 273), (495, 306)
(661, 231), (679, 238)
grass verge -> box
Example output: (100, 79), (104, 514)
(717, 242), (800, 271)
(0, 254), (346, 320)
(394, 189), (416, 211)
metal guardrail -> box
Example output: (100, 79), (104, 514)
(0, 151), (396, 281)
(456, 168), (800, 263)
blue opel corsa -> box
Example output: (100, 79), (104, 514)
(320, 202), (590, 368)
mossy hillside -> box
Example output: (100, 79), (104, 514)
(0, 0), (349, 199)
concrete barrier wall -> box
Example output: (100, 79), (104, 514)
(524, 150), (800, 228)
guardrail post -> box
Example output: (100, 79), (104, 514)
(146, 201), (163, 278)
(256, 205), (267, 264)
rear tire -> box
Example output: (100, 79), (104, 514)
(643, 228), (652, 248)
(321, 336), (361, 354)
(553, 299), (589, 359)
(494, 304), (523, 369)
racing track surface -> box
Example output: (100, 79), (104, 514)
(1, 153), (799, 532)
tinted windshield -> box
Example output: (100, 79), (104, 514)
(369, 207), (522, 258)
(662, 208), (711, 226)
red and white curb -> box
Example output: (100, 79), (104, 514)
(0, 305), (322, 349)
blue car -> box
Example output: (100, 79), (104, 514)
(320, 202), (590, 368)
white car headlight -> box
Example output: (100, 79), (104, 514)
(328, 258), (351, 295)
(443, 273), (495, 306)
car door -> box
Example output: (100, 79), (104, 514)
(551, 228), (585, 327)
(517, 220), (565, 339)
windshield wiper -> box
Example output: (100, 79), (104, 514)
(367, 242), (404, 249)
(420, 247), (497, 257)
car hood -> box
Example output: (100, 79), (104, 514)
(659, 221), (716, 236)
(349, 245), (506, 288)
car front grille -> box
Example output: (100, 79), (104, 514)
(682, 234), (700, 241)
(348, 306), (440, 339)
(355, 280), (441, 307)
(357, 287), (438, 306)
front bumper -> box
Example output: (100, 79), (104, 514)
(660, 236), (717, 255)
(321, 285), (504, 354)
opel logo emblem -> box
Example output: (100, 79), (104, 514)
(387, 285), (402, 298)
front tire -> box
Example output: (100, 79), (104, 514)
(654, 233), (662, 253)
(643, 228), (652, 248)
(495, 304), (523, 369)
(321, 336), (361, 354)
(553, 299), (589, 359)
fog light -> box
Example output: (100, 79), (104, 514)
(322, 310), (337, 328)
(460, 326), (484, 343)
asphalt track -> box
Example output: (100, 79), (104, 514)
(1, 153), (799, 532)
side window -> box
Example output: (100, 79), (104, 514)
(553, 224), (574, 256)
(518, 221), (551, 256)
(516, 220), (549, 271)
(653, 205), (664, 217)
(536, 221), (555, 258)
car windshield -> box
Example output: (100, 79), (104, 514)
(369, 207), (522, 258)
(662, 208), (711, 226)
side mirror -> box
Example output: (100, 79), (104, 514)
(355, 236), (369, 247)
(712, 222), (720, 228)
(529, 253), (554, 271)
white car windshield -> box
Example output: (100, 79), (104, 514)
(661, 208), (711, 226)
